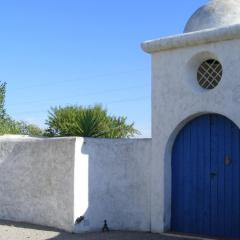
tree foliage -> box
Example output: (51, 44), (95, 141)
(0, 116), (43, 136)
(0, 82), (7, 119)
(45, 105), (139, 138)
(0, 82), (43, 136)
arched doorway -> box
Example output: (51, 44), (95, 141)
(171, 114), (240, 239)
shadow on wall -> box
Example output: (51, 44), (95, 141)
(73, 138), (152, 234)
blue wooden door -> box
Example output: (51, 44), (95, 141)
(171, 114), (240, 239)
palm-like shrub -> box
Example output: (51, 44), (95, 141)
(45, 105), (139, 138)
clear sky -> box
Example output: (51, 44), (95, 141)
(0, 0), (207, 137)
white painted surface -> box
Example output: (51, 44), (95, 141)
(74, 138), (89, 227)
(142, 0), (240, 232)
(144, 34), (240, 233)
(184, 0), (240, 33)
(141, 24), (240, 53)
(0, 136), (76, 232)
(74, 138), (151, 233)
(0, 136), (151, 233)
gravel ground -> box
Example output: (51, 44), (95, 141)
(0, 220), (213, 240)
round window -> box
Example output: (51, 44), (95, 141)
(197, 59), (223, 89)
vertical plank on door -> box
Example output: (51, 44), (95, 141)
(231, 121), (240, 238)
(224, 117), (233, 237)
(210, 115), (219, 236)
(214, 115), (225, 237)
(194, 115), (211, 235)
(183, 124), (192, 232)
(171, 132), (182, 231)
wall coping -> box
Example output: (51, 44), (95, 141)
(141, 24), (240, 54)
(0, 135), (152, 143)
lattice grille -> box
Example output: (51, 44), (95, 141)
(197, 59), (223, 89)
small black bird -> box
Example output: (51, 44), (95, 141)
(102, 220), (110, 232)
(75, 216), (84, 224)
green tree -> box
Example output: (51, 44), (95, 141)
(0, 82), (7, 119)
(0, 118), (21, 135)
(45, 105), (139, 138)
(14, 121), (44, 136)
(0, 118), (43, 136)
(0, 81), (43, 136)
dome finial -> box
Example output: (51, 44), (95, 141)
(184, 0), (240, 33)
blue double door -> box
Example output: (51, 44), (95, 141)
(172, 114), (240, 239)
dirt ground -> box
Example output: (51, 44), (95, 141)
(0, 220), (213, 240)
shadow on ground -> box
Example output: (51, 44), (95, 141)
(0, 220), (211, 240)
(47, 231), (210, 240)
(0, 219), (59, 231)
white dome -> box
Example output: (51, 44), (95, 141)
(184, 0), (240, 33)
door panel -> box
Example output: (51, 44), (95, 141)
(171, 114), (240, 239)
(231, 122), (240, 238)
(171, 115), (211, 235)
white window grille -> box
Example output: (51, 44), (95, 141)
(197, 59), (223, 89)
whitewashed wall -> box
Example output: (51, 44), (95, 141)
(74, 138), (152, 233)
(142, 30), (240, 233)
(0, 136), (151, 233)
(0, 136), (76, 232)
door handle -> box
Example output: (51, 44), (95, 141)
(225, 155), (232, 166)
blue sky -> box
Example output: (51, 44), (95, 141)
(0, 0), (207, 137)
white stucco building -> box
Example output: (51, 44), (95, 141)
(1, 0), (240, 239)
(142, 0), (240, 238)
